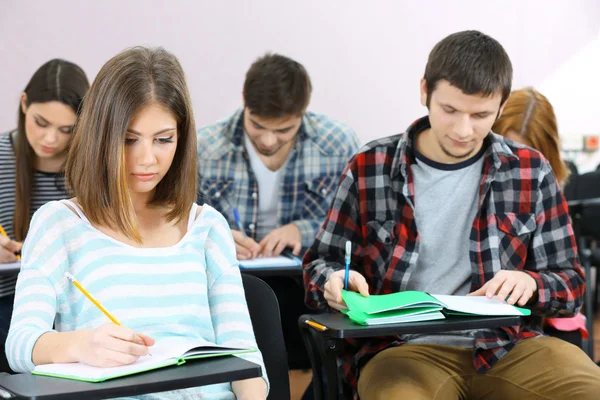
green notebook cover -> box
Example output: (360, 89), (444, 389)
(32, 339), (256, 383)
(342, 307), (445, 325)
(342, 290), (444, 314)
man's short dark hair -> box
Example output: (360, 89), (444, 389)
(424, 30), (513, 107)
(243, 53), (312, 118)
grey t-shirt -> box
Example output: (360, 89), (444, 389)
(401, 137), (488, 347)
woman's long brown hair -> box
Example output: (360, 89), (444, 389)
(65, 47), (197, 243)
(14, 59), (89, 241)
(493, 87), (570, 186)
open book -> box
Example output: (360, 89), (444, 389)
(341, 290), (531, 325)
(32, 337), (255, 382)
(238, 250), (301, 270)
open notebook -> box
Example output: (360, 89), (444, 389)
(32, 337), (255, 382)
(341, 290), (531, 325)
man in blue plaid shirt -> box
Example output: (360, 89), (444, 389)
(197, 53), (359, 372)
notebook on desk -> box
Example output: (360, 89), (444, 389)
(341, 290), (531, 325)
(238, 251), (301, 270)
(32, 337), (255, 383)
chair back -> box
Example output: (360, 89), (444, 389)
(564, 171), (600, 239)
(242, 274), (290, 400)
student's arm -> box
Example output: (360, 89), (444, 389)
(6, 204), (151, 372)
(205, 212), (268, 399)
(294, 131), (361, 249)
(524, 162), (586, 317)
(27, 321), (152, 368)
(303, 158), (365, 311)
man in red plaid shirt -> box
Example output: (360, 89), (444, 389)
(304, 30), (600, 399)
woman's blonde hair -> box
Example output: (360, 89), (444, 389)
(492, 87), (569, 185)
(65, 47), (197, 242)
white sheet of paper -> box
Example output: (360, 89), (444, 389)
(239, 255), (300, 269)
(33, 336), (247, 381)
(432, 294), (526, 316)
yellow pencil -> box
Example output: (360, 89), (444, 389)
(0, 223), (20, 260)
(64, 272), (121, 325)
(304, 319), (328, 332)
(65, 272), (152, 356)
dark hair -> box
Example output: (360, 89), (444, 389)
(424, 30), (512, 107)
(243, 53), (312, 118)
(14, 59), (89, 241)
(65, 47), (197, 243)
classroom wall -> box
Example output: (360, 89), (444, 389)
(1, 0), (599, 158)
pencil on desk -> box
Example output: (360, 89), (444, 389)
(0, 223), (20, 260)
(304, 319), (328, 331)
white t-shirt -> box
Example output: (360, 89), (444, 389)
(244, 134), (290, 241)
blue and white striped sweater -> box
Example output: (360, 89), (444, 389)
(6, 200), (268, 399)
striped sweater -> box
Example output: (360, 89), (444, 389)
(6, 200), (268, 399)
(0, 132), (68, 298)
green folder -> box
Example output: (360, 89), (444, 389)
(32, 337), (256, 382)
(341, 290), (531, 326)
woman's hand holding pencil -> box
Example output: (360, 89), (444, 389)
(64, 272), (155, 367)
(0, 224), (22, 263)
(71, 323), (155, 368)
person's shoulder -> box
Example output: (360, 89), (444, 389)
(302, 111), (360, 156)
(27, 200), (78, 238)
(354, 133), (403, 160)
(196, 111), (240, 152)
(490, 134), (556, 191)
(190, 204), (229, 234)
(491, 133), (550, 174)
(0, 131), (15, 154)
(338, 134), (403, 179)
(32, 200), (70, 219)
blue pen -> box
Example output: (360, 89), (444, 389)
(344, 241), (351, 290)
(232, 208), (247, 237)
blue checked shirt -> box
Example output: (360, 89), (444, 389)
(197, 109), (360, 248)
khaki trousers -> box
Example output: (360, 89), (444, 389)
(358, 337), (600, 400)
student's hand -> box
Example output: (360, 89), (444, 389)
(257, 223), (302, 258)
(467, 270), (538, 306)
(231, 230), (261, 260)
(0, 236), (22, 263)
(72, 323), (155, 367)
(324, 270), (369, 311)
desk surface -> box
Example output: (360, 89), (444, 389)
(240, 265), (301, 277)
(0, 356), (261, 400)
(567, 197), (600, 207)
(0, 262), (20, 277)
(1, 262), (304, 278)
(305, 313), (522, 339)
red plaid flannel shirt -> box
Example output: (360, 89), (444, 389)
(303, 117), (585, 396)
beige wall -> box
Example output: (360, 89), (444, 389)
(1, 0), (598, 154)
